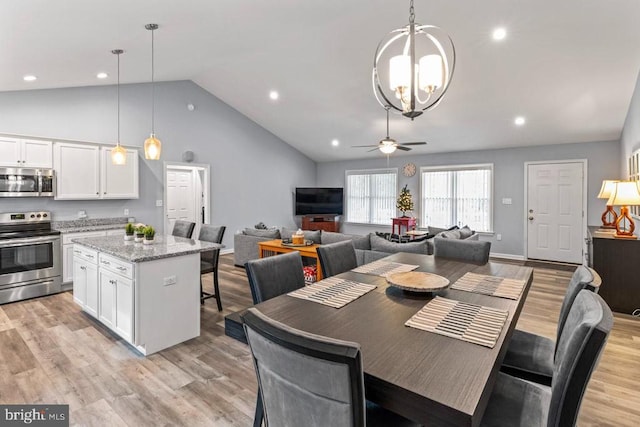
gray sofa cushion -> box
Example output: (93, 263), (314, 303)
(321, 231), (371, 250)
(369, 233), (429, 254)
(281, 227), (321, 244)
(243, 228), (281, 239)
(438, 229), (462, 239)
(459, 226), (474, 239)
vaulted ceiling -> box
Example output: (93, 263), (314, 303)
(1, 0), (639, 162)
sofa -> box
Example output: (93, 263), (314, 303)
(233, 225), (478, 267)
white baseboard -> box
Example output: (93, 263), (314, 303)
(221, 248), (234, 255)
(490, 252), (525, 261)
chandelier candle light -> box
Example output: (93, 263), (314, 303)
(597, 180), (619, 229)
(607, 181), (640, 239)
(373, 0), (455, 119)
(144, 23), (162, 160)
(111, 49), (127, 165)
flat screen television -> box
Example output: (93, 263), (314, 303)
(295, 187), (344, 216)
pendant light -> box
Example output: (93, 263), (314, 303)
(111, 49), (127, 165)
(144, 23), (162, 160)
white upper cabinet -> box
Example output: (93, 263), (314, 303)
(101, 147), (139, 199)
(53, 142), (100, 199)
(0, 137), (52, 168)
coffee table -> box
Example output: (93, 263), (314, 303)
(258, 239), (323, 281)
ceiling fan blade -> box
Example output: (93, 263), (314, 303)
(398, 142), (427, 146)
(367, 147), (381, 152)
(352, 144), (380, 148)
(396, 146), (412, 151)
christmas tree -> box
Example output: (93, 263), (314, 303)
(396, 184), (414, 217)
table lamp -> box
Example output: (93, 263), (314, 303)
(597, 180), (619, 229)
(607, 181), (640, 239)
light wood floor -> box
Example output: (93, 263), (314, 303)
(0, 255), (638, 426)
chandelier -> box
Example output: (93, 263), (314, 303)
(372, 0), (456, 119)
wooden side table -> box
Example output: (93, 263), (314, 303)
(392, 217), (416, 236)
(258, 239), (323, 281)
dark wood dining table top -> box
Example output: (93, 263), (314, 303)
(238, 252), (533, 427)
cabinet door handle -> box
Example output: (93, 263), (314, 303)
(74, 250), (81, 254)
(80, 266), (86, 271)
(101, 260), (111, 265)
(109, 279), (116, 285)
(116, 266), (127, 271)
(86, 254), (94, 259)
(96, 192), (99, 195)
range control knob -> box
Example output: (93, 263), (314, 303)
(36, 214), (41, 218)
(43, 213), (48, 218)
(30, 214), (35, 218)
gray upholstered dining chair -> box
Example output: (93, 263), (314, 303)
(501, 265), (602, 385)
(317, 240), (358, 278)
(171, 220), (196, 239)
(245, 251), (305, 305)
(480, 290), (612, 427)
(241, 307), (419, 427)
(433, 237), (491, 264)
(198, 225), (226, 311)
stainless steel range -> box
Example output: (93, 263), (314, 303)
(0, 211), (61, 304)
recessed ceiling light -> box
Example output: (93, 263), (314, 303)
(492, 27), (507, 41)
(331, 139), (339, 147)
(23, 75), (37, 82)
(514, 116), (526, 126)
(97, 72), (108, 79)
(269, 90), (279, 100)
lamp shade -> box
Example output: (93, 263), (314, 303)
(379, 139), (397, 154)
(419, 54), (444, 92)
(597, 180), (619, 199)
(144, 134), (162, 160)
(607, 181), (640, 206)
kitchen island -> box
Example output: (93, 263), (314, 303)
(72, 235), (220, 355)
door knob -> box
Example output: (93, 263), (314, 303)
(528, 216), (534, 220)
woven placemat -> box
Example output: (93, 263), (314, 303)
(405, 296), (508, 348)
(288, 277), (376, 308)
(352, 260), (419, 277)
(450, 272), (526, 300)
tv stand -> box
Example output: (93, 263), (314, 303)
(302, 215), (340, 232)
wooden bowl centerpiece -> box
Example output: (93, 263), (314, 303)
(386, 271), (450, 293)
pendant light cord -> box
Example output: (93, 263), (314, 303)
(151, 27), (155, 134)
(409, 0), (415, 24)
(117, 52), (121, 145)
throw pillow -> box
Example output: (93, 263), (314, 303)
(438, 229), (462, 239)
(320, 232), (370, 250)
(254, 222), (268, 230)
(459, 226), (474, 239)
(243, 228), (281, 239)
(369, 233), (429, 254)
(281, 227), (322, 244)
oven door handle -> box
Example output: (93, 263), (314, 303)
(0, 236), (60, 248)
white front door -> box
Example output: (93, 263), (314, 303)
(166, 168), (196, 234)
(526, 162), (584, 263)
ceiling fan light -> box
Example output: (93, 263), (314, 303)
(144, 134), (162, 160)
(419, 54), (444, 93)
(379, 144), (397, 154)
(111, 144), (127, 165)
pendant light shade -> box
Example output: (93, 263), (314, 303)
(144, 23), (162, 160)
(111, 49), (126, 165)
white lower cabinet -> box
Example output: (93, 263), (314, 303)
(73, 247), (99, 318)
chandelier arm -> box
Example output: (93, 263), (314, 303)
(373, 30), (410, 111)
(419, 35), (456, 112)
(372, 69), (402, 113)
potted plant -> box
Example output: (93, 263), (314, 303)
(124, 223), (135, 241)
(134, 224), (146, 242)
(143, 226), (156, 245)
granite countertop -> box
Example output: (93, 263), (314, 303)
(53, 217), (131, 233)
(72, 235), (222, 263)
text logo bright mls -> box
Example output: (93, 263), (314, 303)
(1, 405), (68, 426)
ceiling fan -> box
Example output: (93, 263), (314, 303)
(353, 108), (427, 154)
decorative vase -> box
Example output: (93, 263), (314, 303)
(135, 234), (144, 243)
(143, 238), (154, 245)
(124, 234), (134, 241)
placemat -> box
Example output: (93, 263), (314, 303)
(405, 296), (508, 348)
(450, 272), (526, 300)
(288, 277), (376, 308)
(352, 260), (419, 277)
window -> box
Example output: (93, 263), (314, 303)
(345, 168), (397, 225)
(420, 164), (493, 232)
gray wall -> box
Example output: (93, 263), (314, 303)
(620, 67), (640, 229)
(317, 140), (620, 257)
(0, 80), (316, 249)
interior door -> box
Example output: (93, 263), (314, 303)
(526, 162), (584, 263)
(166, 168), (196, 234)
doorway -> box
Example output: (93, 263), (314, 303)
(164, 162), (210, 237)
(524, 160), (587, 264)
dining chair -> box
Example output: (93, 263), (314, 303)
(171, 220), (196, 239)
(241, 307), (419, 427)
(480, 290), (613, 427)
(198, 225), (226, 311)
(433, 237), (491, 264)
(501, 265), (602, 385)
(245, 251), (305, 305)
(317, 240), (358, 278)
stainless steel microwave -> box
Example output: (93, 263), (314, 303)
(0, 168), (55, 197)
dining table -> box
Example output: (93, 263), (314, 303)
(225, 252), (534, 427)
